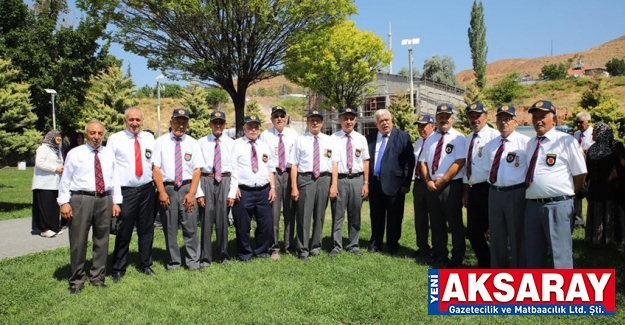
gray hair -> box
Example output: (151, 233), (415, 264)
(374, 109), (393, 120)
(84, 120), (106, 135)
(576, 112), (591, 121)
(125, 107), (144, 120)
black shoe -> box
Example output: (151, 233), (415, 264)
(112, 272), (124, 283)
(91, 282), (108, 288)
(309, 250), (320, 257)
(367, 247), (379, 254)
(329, 249), (340, 257)
(412, 250), (430, 259)
(140, 267), (156, 276)
(389, 250), (400, 257)
(69, 287), (82, 295)
(449, 260), (463, 268)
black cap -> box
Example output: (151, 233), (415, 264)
(210, 111), (226, 121)
(271, 106), (287, 115)
(436, 103), (454, 115)
(339, 107), (357, 116)
(496, 105), (516, 117)
(414, 113), (434, 125)
(466, 102), (487, 114)
(306, 109), (323, 119)
(244, 114), (261, 124)
(528, 100), (556, 114)
(172, 108), (190, 119)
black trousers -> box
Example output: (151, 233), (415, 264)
(368, 178), (405, 253)
(466, 182), (491, 268)
(112, 183), (156, 273)
(232, 186), (272, 261)
(32, 189), (60, 233)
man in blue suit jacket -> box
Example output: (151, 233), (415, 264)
(366, 109), (415, 255)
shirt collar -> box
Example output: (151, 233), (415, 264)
(542, 127), (558, 141)
(124, 129), (140, 139)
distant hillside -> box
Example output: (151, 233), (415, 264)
(457, 35), (625, 86)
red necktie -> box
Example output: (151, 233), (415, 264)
(466, 133), (478, 180)
(346, 134), (353, 174)
(174, 137), (183, 187)
(94, 150), (105, 194)
(525, 136), (545, 188)
(415, 140), (425, 178)
(431, 132), (446, 174)
(489, 139), (506, 184)
(313, 135), (320, 178)
(278, 134), (286, 172)
(214, 138), (222, 183)
(134, 134), (143, 177)
(250, 140), (258, 173)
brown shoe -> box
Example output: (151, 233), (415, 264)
(270, 252), (281, 261)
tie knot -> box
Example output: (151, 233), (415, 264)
(278, 133), (283, 138)
(346, 134), (351, 139)
(382, 134), (388, 138)
(537, 136), (546, 142)
(501, 138), (507, 144)
(134, 134), (138, 139)
(94, 149), (98, 154)
(175, 137), (182, 142)
(249, 139), (255, 144)
(472, 133), (478, 139)
(215, 137), (220, 143)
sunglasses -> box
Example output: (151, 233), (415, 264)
(575, 120), (585, 124)
(272, 114), (286, 119)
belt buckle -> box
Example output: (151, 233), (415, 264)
(496, 186), (504, 192)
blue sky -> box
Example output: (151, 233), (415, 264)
(104, 0), (625, 88)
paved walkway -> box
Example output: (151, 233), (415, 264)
(0, 217), (76, 261)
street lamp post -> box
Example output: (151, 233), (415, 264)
(401, 38), (420, 112)
(156, 74), (165, 136)
(44, 89), (57, 130)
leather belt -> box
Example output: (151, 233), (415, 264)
(490, 183), (525, 192)
(299, 172), (331, 178)
(275, 168), (291, 174)
(201, 172), (231, 178)
(163, 180), (192, 188)
(239, 184), (269, 191)
(71, 190), (111, 198)
(121, 182), (154, 192)
(338, 172), (363, 179)
(528, 195), (574, 203)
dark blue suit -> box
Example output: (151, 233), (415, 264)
(367, 128), (415, 254)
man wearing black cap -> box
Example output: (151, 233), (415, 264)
(418, 104), (466, 267)
(259, 106), (299, 260)
(412, 113), (435, 259)
(231, 114), (277, 261)
(290, 109), (338, 260)
(524, 100), (586, 268)
(153, 108), (204, 271)
(107, 107), (157, 283)
(463, 103), (499, 268)
(329, 107), (370, 256)
(197, 111), (236, 266)
(483, 105), (530, 268)
(366, 109), (415, 256)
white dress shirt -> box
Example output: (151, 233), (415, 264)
(233, 136), (276, 187)
(331, 130), (370, 174)
(57, 144), (122, 205)
(525, 128), (587, 199)
(153, 132), (204, 182)
(463, 125), (499, 185)
(419, 127), (467, 180)
(413, 137), (428, 180)
(289, 132), (338, 173)
(32, 144), (63, 190)
(483, 131), (531, 187)
(106, 129), (155, 187)
(198, 134), (238, 198)
(574, 126), (595, 150)
(259, 127), (299, 169)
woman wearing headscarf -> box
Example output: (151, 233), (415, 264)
(585, 122), (621, 245)
(62, 132), (84, 161)
(32, 130), (64, 237)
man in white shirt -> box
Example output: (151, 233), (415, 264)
(153, 108), (204, 271)
(231, 114), (277, 261)
(290, 109), (339, 260)
(412, 113), (435, 259)
(197, 111), (237, 266)
(107, 107), (157, 283)
(524, 100), (587, 268)
(329, 107), (370, 256)
(259, 106), (299, 260)
(573, 111), (595, 229)
(484, 105), (530, 268)
(58, 120), (122, 294)
(418, 103), (466, 267)
(463, 103), (499, 268)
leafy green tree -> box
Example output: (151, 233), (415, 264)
(468, 0), (488, 90)
(245, 100), (266, 131)
(386, 94), (417, 141)
(205, 87), (229, 109)
(81, 65), (137, 135)
(161, 83), (184, 99)
(183, 82), (212, 139)
(284, 20), (391, 109)
(605, 57), (625, 76)
(540, 63), (568, 80)
(0, 0), (115, 133)
(90, 0), (356, 135)
(576, 77), (625, 140)
(0, 58), (41, 165)
(422, 55), (460, 87)
(135, 85), (153, 98)
(397, 66), (420, 78)
(485, 72), (522, 105)
(454, 105), (471, 136)
(463, 81), (485, 106)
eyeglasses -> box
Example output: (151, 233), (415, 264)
(575, 120), (586, 124)
(272, 114), (286, 119)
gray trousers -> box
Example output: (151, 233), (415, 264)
(296, 173), (331, 257)
(199, 176), (230, 266)
(488, 186), (526, 268)
(271, 169), (296, 253)
(525, 199), (574, 269)
(68, 194), (112, 289)
(330, 174), (363, 252)
(427, 179), (465, 263)
(574, 197), (584, 227)
(412, 180), (431, 254)
(158, 183), (200, 270)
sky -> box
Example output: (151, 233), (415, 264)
(102, 0), (625, 88)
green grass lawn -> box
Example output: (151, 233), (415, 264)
(1, 170), (624, 323)
(0, 167), (34, 221)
